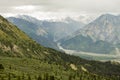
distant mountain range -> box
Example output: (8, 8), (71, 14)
(7, 17), (59, 50)
(7, 14), (120, 55)
(60, 14), (120, 54)
(7, 15), (84, 50)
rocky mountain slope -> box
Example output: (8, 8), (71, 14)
(76, 14), (120, 44)
(8, 15), (85, 40)
(61, 14), (120, 54)
(7, 16), (59, 50)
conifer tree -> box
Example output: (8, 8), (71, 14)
(50, 75), (55, 80)
(37, 75), (42, 80)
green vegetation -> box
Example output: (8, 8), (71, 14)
(0, 57), (120, 80)
(0, 15), (120, 80)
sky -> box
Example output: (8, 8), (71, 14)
(0, 0), (120, 20)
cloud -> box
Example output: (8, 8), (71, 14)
(0, 0), (120, 12)
(13, 5), (36, 11)
(0, 0), (119, 19)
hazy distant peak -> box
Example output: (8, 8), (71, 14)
(64, 17), (74, 21)
(16, 15), (39, 22)
(101, 14), (115, 17)
(16, 15), (36, 19)
(91, 14), (120, 25)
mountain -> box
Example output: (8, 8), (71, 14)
(7, 16), (59, 50)
(16, 15), (85, 41)
(7, 15), (85, 50)
(1, 15), (120, 80)
(60, 14), (120, 54)
(40, 17), (85, 41)
(15, 15), (41, 24)
(0, 15), (62, 58)
(78, 14), (120, 44)
(75, 15), (95, 24)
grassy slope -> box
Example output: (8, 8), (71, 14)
(0, 57), (120, 80)
(0, 15), (120, 80)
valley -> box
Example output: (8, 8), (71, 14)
(58, 43), (120, 61)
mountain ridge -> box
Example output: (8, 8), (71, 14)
(60, 14), (120, 54)
(7, 15), (85, 50)
(7, 17), (59, 50)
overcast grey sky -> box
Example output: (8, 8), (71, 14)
(0, 0), (119, 19)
